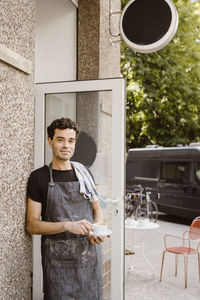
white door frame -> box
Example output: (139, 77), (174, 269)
(33, 78), (126, 300)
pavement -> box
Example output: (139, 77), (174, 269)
(125, 214), (200, 300)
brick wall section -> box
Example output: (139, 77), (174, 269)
(103, 259), (111, 299)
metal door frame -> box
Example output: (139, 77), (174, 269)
(33, 78), (126, 300)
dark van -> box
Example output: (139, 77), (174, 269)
(126, 145), (200, 220)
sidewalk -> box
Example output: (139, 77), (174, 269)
(125, 215), (200, 300)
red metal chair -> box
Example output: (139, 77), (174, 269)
(160, 216), (200, 288)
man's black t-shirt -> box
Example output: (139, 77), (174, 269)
(27, 165), (78, 218)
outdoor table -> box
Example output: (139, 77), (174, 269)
(125, 219), (160, 279)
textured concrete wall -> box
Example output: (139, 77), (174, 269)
(0, 1), (35, 299)
(78, 0), (121, 80)
(78, 0), (100, 80)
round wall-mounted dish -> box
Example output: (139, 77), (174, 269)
(120, 0), (179, 53)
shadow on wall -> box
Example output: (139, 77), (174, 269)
(72, 131), (97, 167)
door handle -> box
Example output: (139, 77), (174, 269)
(100, 196), (121, 215)
(102, 198), (119, 204)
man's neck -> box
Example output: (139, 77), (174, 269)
(52, 159), (72, 171)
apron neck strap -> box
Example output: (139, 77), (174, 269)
(49, 162), (55, 187)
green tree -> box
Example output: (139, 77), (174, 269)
(121, 0), (200, 149)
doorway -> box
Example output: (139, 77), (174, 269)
(33, 78), (126, 300)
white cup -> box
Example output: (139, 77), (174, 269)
(93, 223), (107, 235)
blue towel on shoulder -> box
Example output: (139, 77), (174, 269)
(70, 161), (99, 202)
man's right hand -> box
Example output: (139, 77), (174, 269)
(64, 219), (94, 235)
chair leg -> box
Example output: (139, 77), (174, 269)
(198, 253), (200, 282)
(184, 255), (188, 288)
(160, 250), (166, 282)
(175, 254), (178, 277)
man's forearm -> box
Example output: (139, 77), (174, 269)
(26, 219), (69, 235)
(93, 207), (104, 223)
(26, 218), (93, 236)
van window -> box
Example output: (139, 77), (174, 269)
(161, 161), (189, 184)
(126, 160), (160, 184)
(194, 162), (200, 185)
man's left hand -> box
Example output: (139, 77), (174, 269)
(88, 235), (104, 245)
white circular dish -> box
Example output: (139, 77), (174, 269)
(89, 229), (112, 237)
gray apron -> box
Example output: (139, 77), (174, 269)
(41, 163), (102, 300)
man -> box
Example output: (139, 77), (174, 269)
(26, 118), (104, 300)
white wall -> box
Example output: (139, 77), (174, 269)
(35, 0), (77, 83)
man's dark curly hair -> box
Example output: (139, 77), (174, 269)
(47, 118), (80, 140)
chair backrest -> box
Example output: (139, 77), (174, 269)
(189, 217), (200, 240)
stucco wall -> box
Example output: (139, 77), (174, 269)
(99, 0), (121, 78)
(0, 1), (35, 299)
(78, 0), (121, 79)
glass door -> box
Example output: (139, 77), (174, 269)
(33, 79), (126, 300)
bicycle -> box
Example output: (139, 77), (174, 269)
(134, 187), (159, 222)
(125, 188), (139, 219)
(125, 185), (159, 222)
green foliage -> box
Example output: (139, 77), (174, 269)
(121, 0), (200, 149)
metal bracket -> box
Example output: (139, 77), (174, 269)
(109, 0), (121, 44)
(110, 38), (122, 46)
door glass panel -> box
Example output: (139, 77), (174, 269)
(45, 90), (112, 300)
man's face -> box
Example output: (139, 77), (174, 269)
(48, 128), (76, 161)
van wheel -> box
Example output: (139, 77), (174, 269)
(134, 201), (158, 222)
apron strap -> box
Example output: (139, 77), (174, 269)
(49, 162), (55, 187)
